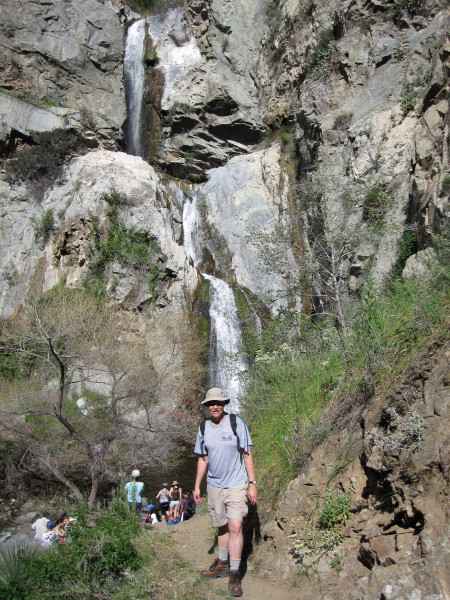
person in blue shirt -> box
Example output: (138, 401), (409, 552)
(125, 469), (144, 513)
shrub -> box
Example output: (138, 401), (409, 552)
(32, 209), (54, 246)
(440, 174), (450, 196)
(84, 189), (166, 300)
(306, 28), (334, 77)
(362, 183), (392, 229)
(289, 489), (350, 568)
(319, 489), (350, 529)
(5, 129), (87, 185)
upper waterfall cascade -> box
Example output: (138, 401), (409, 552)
(123, 19), (146, 156)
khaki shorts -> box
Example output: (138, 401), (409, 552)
(207, 483), (249, 527)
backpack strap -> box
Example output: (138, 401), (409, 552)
(200, 419), (207, 455)
(199, 414), (248, 455)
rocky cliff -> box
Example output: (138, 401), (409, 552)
(256, 341), (449, 599)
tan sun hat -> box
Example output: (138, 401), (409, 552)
(172, 480), (178, 485)
(201, 387), (230, 405)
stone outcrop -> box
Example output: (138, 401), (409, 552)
(0, 0), (126, 149)
(256, 0), (449, 289)
(144, 1), (266, 177)
(256, 343), (450, 599)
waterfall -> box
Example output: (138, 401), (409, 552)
(203, 274), (247, 410)
(183, 195), (247, 411)
(182, 193), (202, 267)
(123, 19), (146, 156)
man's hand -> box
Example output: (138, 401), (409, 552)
(247, 484), (257, 505)
(193, 487), (203, 503)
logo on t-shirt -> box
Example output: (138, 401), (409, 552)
(221, 432), (233, 441)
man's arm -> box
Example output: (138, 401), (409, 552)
(193, 456), (208, 503)
(243, 449), (257, 505)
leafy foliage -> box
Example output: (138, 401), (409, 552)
(318, 489), (350, 529)
(84, 189), (167, 300)
(362, 183), (392, 229)
(306, 28), (334, 77)
(242, 245), (449, 513)
(0, 491), (211, 600)
(289, 489), (350, 568)
(32, 209), (54, 247)
(5, 129), (87, 185)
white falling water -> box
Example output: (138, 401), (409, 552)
(183, 195), (247, 411)
(203, 274), (247, 411)
(123, 19), (146, 156)
(182, 193), (202, 267)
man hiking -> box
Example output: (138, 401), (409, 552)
(193, 388), (257, 598)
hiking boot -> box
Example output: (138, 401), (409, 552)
(199, 558), (229, 579)
(228, 570), (242, 597)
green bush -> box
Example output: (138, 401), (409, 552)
(306, 28), (334, 77)
(362, 184), (392, 229)
(32, 209), (54, 247)
(319, 489), (350, 529)
(5, 129), (87, 185)
(0, 494), (143, 600)
(440, 174), (450, 196)
(84, 189), (167, 300)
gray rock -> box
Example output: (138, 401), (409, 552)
(0, 0), (126, 145)
(15, 511), (38, 524)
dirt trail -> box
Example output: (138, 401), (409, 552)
(156, 512), (297, 600)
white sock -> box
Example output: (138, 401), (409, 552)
(218, 548), (229, 562)
(230, 558), (240, 572)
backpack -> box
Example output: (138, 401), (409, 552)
(185, 496), (196, 518)
(199, 413), (248, 455)
(171, 487), (179, 501)
(159, 490), (169, 503)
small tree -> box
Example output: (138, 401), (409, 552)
(0, 285), (192, 505)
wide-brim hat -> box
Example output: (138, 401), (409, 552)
(201, 387), (230, 405)
(172, 480), (178, 485)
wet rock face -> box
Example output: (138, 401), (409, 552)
(0, 0), (126, 147)
(146, 0), (266, 177)
(256, 344), (450, 599)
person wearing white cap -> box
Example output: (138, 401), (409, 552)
(125, 469), (144, 513)
(193, 388), (257, 598)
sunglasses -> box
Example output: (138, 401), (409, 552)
(204, 401), (226, 407)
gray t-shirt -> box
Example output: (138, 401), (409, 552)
(194, 414), (252, 488)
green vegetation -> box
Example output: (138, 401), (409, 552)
(318, 488), (350, 529)
(221, 37), (229, 53)
(0, 493), (209, 600)
(393, 0), (425, 13)
(392, 46), (407, 62)
(399, 79), (426, 117)
(391, 230), (417, 279)
(362, 183), (393, 229)
(32, 209), (54, 247)
(333, 113), (353, 130)
(5, 129), (87, 185)
(242, 243), (449, 513)
(289, 489), (350, 568)
(84, 189), (167, 300)
(306, 28), (334, 77)
(144, 32), (159, 66)
(440, 174), (450, 196)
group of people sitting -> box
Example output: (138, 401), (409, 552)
(124, 471), (196, 525)
(31, 512), (76, 548)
